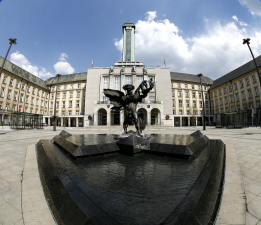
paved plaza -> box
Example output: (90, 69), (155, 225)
(0, 126), (261, 225)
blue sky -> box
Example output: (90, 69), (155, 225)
(0, 0), (261, 80)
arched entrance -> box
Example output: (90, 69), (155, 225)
(151, 108), (160, 125)
(137, 108), (147, 125)
(98, 108), (107, 125)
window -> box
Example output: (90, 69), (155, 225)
(205, 101), (209, 108)
(204, 86), (207, 91)
(45, 101), (47, 108)
(76, 111), (80, 115)
(173, 110), (175, 114)
(51, 94), (54, 100)
(69, 101), (72, 108)
(252, 75), (256, 83)
(63, 92), (66, 98)
(185, 92), (189, 98)
(193, 101), (196, 107)
(52, 87), (55, 91)
(115, 76), (121, 90)
(26, 96), (29, 103)
(192, 85), (194, 89)
(41, 100), (43, 106)
(13, 92), (17, 101)
(149, 96), (155, 102)
(256, 101), (260, 108)
(219, 89), (222, 95)
(69, 111), (72, 115)
(179, 100), (182, 107)
(62, 101), (65, 108)
(57, 93), (60, 99)
(9, 79), (13, 86)
(56, 102), (59, 108)
(192, 92), (196, 98)
(248, 89), (252, 98)
(77, 92), (80, 98)
(37, 91), (40, 96)
(171, 83), (173, 88)
(27, 86), (30, 92)
(125, 76), (132, 85)
(211, 100), (214, 107)
(172, 99), (175, 107)
(7, 90), (11, 99)
(178, 83), (181, 88)
(20, 94), (23, 102)
(103, 76), (110, 88)
(31, 98), (34, 104)
(36, 99), (39, 106)
(57, 86), (60, 91)
(70, 92), (73, 98)
(254, 87), (259, 96)
(236, 93), (239, 101)
(225, 96), (228, 103)
(103, 96), (108, 103)
(50, 102), (53, 109)
(21, 84), (25, 90)
(50, 111), (52, 116)
(205, 93), (207, 99)
(0, 102), (2, 109)
(172, 91), (174, 97)
(230, 95), (233, 103)
(3, 76), (7, 84)
(234, 83), (238, 90)
(185, 84), (188, 89)
(200, 110), (203, 115)
(246, 78), (250, 86)
(223, 88), (226, 94)
(198, 85), (201, 90)
(239, 80), (243, 88)
(178, 91), (182, 97)
(206, 110), (209, 115)
(229, 86), (232, 92)
(215, 100), (218, 106)
(199, 93), (202, 98)
(78, 84), (81, 88)
(179, 110), (183, 115)
(219, 98), (223, 105)
(71, 85), (73, 89)
(215, 92), (217, 97)
(199, 101), (202, 108)
(186, 100), (189, 107)
(32, 88), (35, 94)
(64, 85), (67, 90)
(0, 88), (4, 97)
(211, 93), (213, 98)
(187, 110), (190, 115)
(76, 100), (79, 108)
(42, 92), (44, 97)
(241, 91), (245, 100)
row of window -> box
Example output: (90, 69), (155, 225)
(211, 75), (258, 98)
(49, 110), (81, 116)
(172, 109), (208, 115)
(52, 84), (82, 91)
(214, 101), (261, 114)
(50, 91), (81, 99)
(1, 77), (48, 98)
(172, 100), (208, 108)
(171, 83), (208, 90)
(103, 76), (155, 91)
(50, 100), (80, 109)
(172, 91), (207, 99)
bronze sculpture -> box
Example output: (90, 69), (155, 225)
(104, 79), (154, 135)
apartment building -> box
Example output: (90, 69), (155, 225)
(171, 72), (213, 126)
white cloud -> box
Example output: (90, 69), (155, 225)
(239, 0), (261, 17)
(114, 11), (261, 80)
(232, 15), (238, 21)
(53, 53), (75, 75)
(232, 15), (248, 26)
(10, 51), (53, 79)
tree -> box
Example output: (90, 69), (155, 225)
(190, 107), (198, 126)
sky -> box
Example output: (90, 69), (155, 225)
(0, 0), (261, 81)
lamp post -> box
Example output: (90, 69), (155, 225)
(197, 73), (206, 130)
(243, 38), (261, 87)
(0, 38), (17, 78)
(53, 74), (61, 131)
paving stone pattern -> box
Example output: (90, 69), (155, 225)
(0, 126), (261, 224)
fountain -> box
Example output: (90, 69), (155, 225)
(36, 81), (226, 225)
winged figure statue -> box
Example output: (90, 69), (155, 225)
(104, 78), (155, 135)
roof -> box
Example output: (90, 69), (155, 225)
(0, 56), (49, 90)
(170, 72), (213, 85)
(210, 55), (261, 90)
(45, 72), (87, 86)
(123, 22), (135, 26)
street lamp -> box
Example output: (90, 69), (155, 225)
(243, 38), (261, 88)
(197, 73), (206, 130)
(53, 74), (61, 131)
(0, 38), (17, 78)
